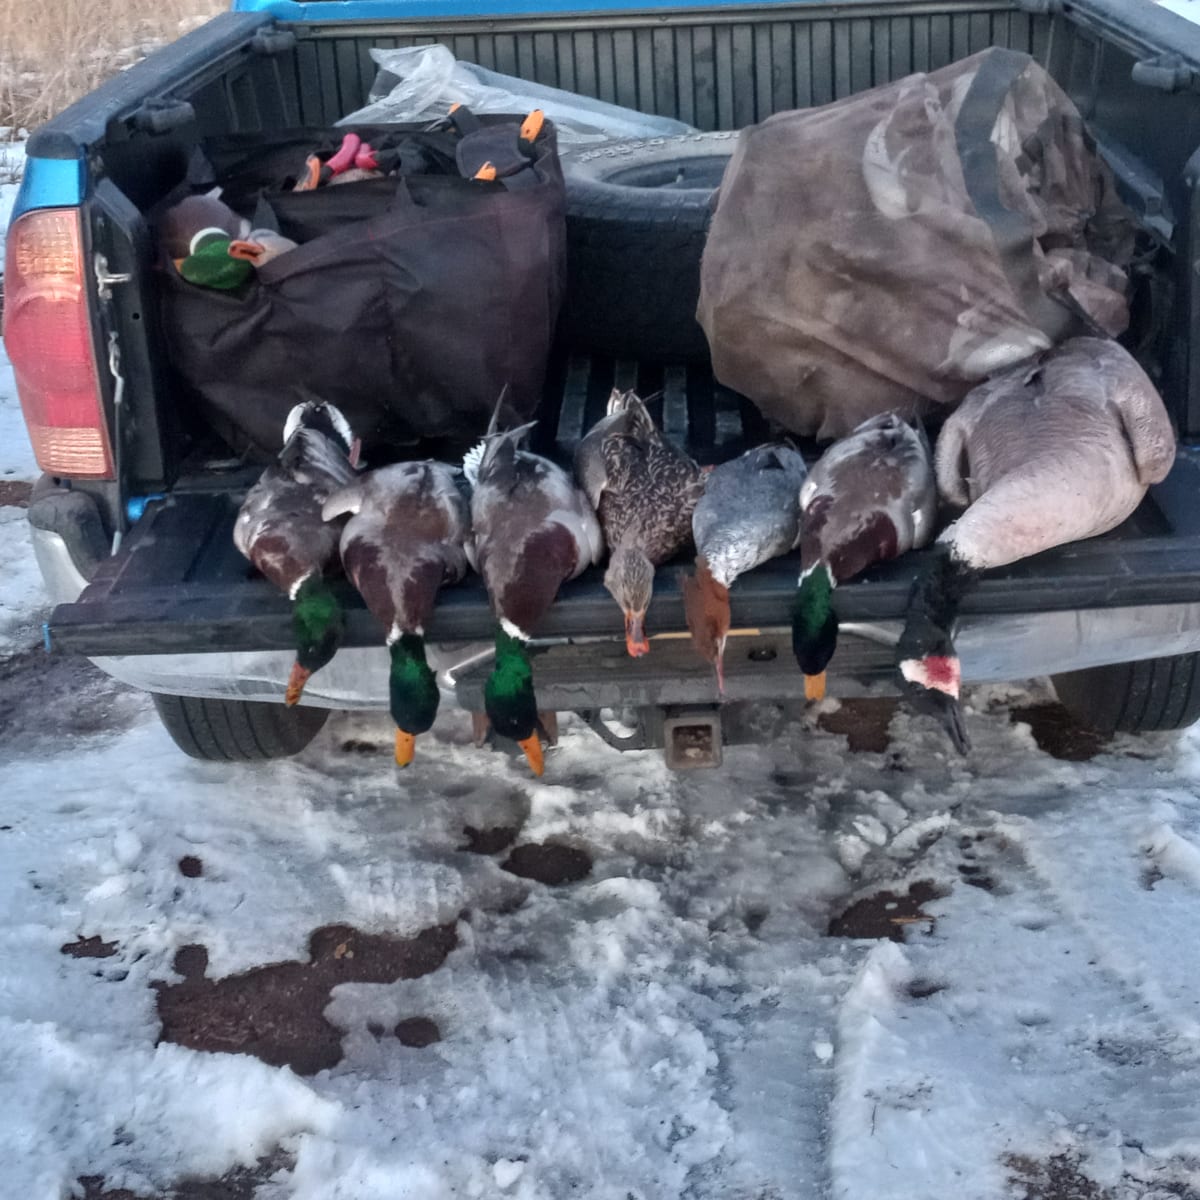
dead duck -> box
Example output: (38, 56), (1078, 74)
(468, 420), (604, 775)
(322, 462), (472, 767)
(683, 443), (807, 694)
(227, 229), (299, 268)
(574, 389), (707, 657)
(792, 412), (936, 701)
(160, 190), (246, 261)
(897, 337), (1176, 752)
(234, 401), (360, 706)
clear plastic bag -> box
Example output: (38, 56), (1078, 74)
(339, 45), (695, 144)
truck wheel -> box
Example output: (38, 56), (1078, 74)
(561, 132), (738, 362)
(152, 693), (329, 761)
(1051, 654), (1200, 734)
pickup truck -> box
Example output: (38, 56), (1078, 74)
(10, 0), (1200, 767)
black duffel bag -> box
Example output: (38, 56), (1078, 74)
(158, 112), (566, 458)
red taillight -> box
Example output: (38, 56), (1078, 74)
(2, 208), (114, 479)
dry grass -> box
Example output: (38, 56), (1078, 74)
(0, 0), (224, 135)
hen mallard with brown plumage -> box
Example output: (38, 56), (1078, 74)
(574, 389), (707, 656)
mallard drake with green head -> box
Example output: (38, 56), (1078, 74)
(469, 421), (604, 775)
(574, 389), (706, 657)
(234, 401), (359, 706)
(322, 461), (472, 767)
(898, 337), (1176, 752)
(793, 412), (935, 701)
(683, 443), (807, 694)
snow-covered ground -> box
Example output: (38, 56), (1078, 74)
(7, 615), (1200, 1200)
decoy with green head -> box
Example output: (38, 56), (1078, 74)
(323, 461), (472, 767)
(234, 401), (360, 707)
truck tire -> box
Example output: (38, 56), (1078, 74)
(1051, 654), (1200, 734)
(560, 132), (738, 362)
(152, 693), (329, 761)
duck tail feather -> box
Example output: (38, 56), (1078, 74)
(486, 383), (513, 437)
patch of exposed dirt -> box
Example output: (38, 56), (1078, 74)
(339, 738), (383, 756)
(502, 843), (592, 886)
(0, 649), (142, 753)
(62, 935), (119, 959)
(827, 880), (943, 941)
(1011, 702), (1112, 762)
(178, 856), (203, 878)
(395, 1016), (441, 1047)
(1005, 1153), (1107, 1200)
(906, 978), (945, 999)
(460, 825), (519, 856)
(78, 1151), (293, 1200)
(154, 923), (457, 1075)
(816, 698), (899, 753)
(0, 480), (32, 507)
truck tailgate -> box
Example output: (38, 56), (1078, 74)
(46, 356), (1200, 659)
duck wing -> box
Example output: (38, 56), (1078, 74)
(1096, 341), (1176, 486)
(693, 443), (807, 582)
(327, 461), (471, 636)
(473, 443), (602, 634)
(234, 402), (358, 595)
(801, 414), (935, 581)
(234, 464), (345, 595)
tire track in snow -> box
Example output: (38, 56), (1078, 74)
(827, 813), (1200, 1200)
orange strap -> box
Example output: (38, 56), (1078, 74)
(519, 109), (545, 144)
(473, 161), (498, 181)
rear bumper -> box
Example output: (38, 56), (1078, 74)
(33, 518), (1200, 708)
(77, 608), (1200, 710)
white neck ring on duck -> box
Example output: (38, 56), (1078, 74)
(500, 617), (530, 642)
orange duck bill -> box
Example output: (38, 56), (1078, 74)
(285, 662), (312, 706)
(517, 733), (544, 776)
(395, 729), (416, 767)
(624, 611), (650, 658)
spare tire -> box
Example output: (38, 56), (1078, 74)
(561, 132), (738, 363)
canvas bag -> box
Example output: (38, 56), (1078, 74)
(159, 112), (567, 458)
(697, 49), (1136, 440)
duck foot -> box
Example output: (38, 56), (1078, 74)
(471, 711), (491, 748)
(537, 711), (559, 746)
